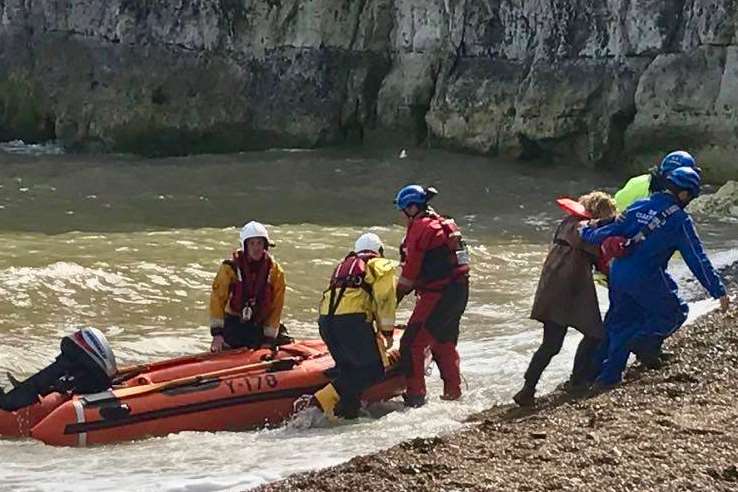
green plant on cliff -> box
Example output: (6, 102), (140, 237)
(0, 73), (55, 143)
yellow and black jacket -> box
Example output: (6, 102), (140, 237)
(209, 251), (286, 339)
(318, 256), (397, 336)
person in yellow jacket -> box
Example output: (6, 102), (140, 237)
(313, 232), (397, 420)
(614, 150), (698, 212)
(209, 221), (286, 352)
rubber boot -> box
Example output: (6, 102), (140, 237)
(402, 393), (426, 408)
(631, 337), (665, 370)
(440, 387), (462, 401)
(313, 383), (340, 422)
(334, 398), (360, 420)
(513, 384), (536, 407)
(440, 377), (462, 401)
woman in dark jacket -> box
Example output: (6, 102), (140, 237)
(514, 192), (617, 406)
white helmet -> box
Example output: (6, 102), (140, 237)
(68, 327), (118, 378)
(239, 221), (273, 247)
(354, 232), (384, 254)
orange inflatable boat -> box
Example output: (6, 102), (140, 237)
(0, 339), (407, 446)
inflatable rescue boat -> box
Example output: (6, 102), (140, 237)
(0, 339), (406, 446)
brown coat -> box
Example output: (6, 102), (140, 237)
(530, 216), (604, 339)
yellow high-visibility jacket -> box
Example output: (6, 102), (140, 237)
(319, 257), (397, 335)
(209, 253), (286, 338)
(614, 173), (651, 212)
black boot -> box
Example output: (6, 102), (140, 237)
(636, 351), (663, 370)
(513, 384), (536, 407)
(556, 379), (590, 395)
(334, 400), (360, 420)
(402, 393), (426, 408)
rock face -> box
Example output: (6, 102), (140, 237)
(0, 0), (737, 177)
(689, 180), (738, 217)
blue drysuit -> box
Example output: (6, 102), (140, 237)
(581, 192), (726, 385)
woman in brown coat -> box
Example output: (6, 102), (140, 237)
(514, 192), (617, 407)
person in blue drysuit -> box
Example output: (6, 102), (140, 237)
(580, 166), (730, 386)
(613, 150), (699, 212)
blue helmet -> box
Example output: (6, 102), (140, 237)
(659, 150), (696, 175)
(665, 166), (701, 197)
(394, 185), (429, 210)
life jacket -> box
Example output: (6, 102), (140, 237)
(415, 213), (470, 286)
(556, 197), (591, 220)
(226, 251), (273, 325)
(326, 251), (377, 318)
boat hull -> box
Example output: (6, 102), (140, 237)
(1, 340), (406, 446)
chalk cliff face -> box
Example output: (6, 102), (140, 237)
(1, 1), (737, 177)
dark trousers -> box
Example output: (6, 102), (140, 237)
(222, 315), (264, 349)
(0, 338), (110, 412)
(318, 313), (384, 418)
(524, 321), (600, 389)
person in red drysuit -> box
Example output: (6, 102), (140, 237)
(394, 185), (470, 407)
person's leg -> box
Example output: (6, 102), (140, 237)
(523, 322), (567, 388)
(431, 340), (461, 399)
(425, 279), (469, 400)
(403, 326), (434, 406)
(316, 315), (384, 419)
(631, 273), (688, 368)
(314, 316), (351, 418)
(570, 335), (601, 385)
(596, 288), (642, 386)
(400, 289), (444, 407)
(333, 321), (385, 418)
(514, 321), (566, 406)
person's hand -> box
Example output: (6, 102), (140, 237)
(210, 335), (228, 353)
(719, 295), (730, 313)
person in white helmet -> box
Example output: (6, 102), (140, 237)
(208, 221), (287, 352)
(312, 232), (397, 420)
(0, 328), (117, 411)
